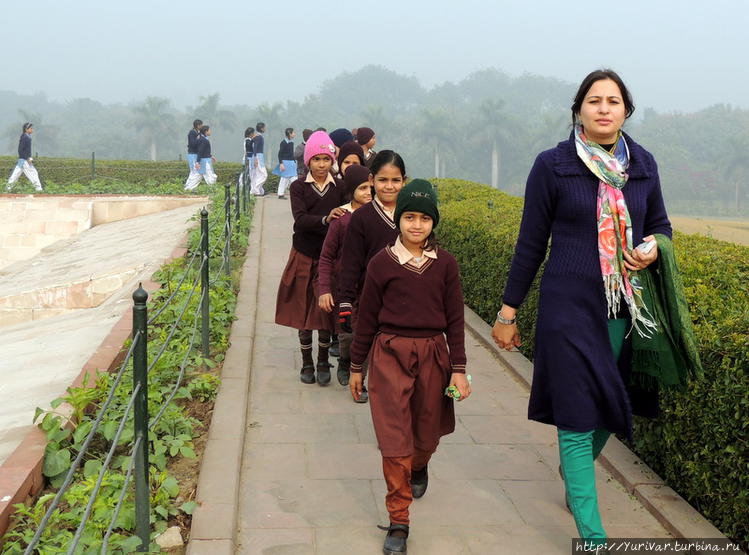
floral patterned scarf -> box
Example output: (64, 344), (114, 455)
(574, 124), (656, 337)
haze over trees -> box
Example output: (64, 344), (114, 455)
(1, 66), (747, 217)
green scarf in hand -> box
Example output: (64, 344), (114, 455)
(631, 234), (703, 390)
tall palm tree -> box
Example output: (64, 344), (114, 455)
(416, 108), (452, 178)
(131, 97), (177, 160)
(476, 99), (512, 189)
(722, 135), (749, 214)
(194, 93), (236, 131)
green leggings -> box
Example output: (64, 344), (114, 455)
(557, 318), (627, 542)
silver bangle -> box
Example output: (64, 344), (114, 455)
(496, 311), (516, 325)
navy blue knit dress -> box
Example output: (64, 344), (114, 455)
(502, 133), (672, 437)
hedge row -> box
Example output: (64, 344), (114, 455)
(0, 155), (243, 189)
(433, 178), (749, 548)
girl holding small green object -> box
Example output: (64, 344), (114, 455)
(349, 178), (470, 555)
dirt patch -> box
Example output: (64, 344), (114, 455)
(671, 216), (749, 245)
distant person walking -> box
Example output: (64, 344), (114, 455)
(186, 119), (202, 172)
(295, 128), (313, 179)
(491, 69), (700, 545)
(251, 122), (267, 196)
(243, 126), (255, 191)
(356, 127), (377, 168)
(184, 119), (204, 190)
(6, 123), (43, 192)
(272, 127), (297, 199)
(184, 125), (217, 190)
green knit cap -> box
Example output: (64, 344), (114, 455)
(394, 178), (440, 228)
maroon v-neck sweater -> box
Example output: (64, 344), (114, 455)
(337, 200), (399, 309)
(289, 177), (345, 259)
(349, 245), (467, 374)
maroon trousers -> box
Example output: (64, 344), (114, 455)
(369, 333), (455, 524)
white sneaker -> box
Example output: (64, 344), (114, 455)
(5, 184), (12, 192)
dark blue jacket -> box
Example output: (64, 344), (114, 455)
(252, 133), (264, 155)
(18, 133), (32, 160)
(187, 129), (200, 154)
(502, 132), (672, 438)
(278, 139), (294, 163)
(196, 135), (211, 159)
(245, 137), (254, 156)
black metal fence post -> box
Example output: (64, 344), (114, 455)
(235, 177), (241, 223)
(132, 285), (150, 551)
(241, 170), (247, 214)
(200, 208), (210, 360)
(223, 183), (231, 277)
(91, 152), (96, 181)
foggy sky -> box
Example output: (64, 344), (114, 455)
(5, 0), (747, 113)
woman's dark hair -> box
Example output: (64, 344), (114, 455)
(571, 69), (635, 125)
(256, 122), (266, 133)
(244, 126), (254, 137)
(285, 127), (294, 138)
(370, 150), (406, 178)
(22, 122), (33, 132)
(193, 119), (203, 129)
(200, 125), (210, 134)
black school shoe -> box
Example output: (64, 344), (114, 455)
(378, 523), (409, 555)
(300, 363), (316, 384)
(410, 465), (428, 499)
(337, 358), (350, 386)
(316, 361), (332, 386)
(355, 384), (369, 403)
(329, 337), (340, 358)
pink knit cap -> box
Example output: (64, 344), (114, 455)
(304, 131), (337, 166)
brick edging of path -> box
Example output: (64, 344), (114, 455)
(186, 199), (264, 555)
(462, 306), (727, 542)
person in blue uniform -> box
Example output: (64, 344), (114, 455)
(251, 122), (267, 196)
(6, 123), (43, 192)
(272, 128), (297, 199)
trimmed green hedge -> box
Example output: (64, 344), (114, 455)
(0, 155), (243, 190)
(434, 178), (749, 548)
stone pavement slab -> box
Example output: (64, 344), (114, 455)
(230, 197), (676, 554)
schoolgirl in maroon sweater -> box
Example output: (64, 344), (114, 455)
(337, 150), (407, 402)
(317, 165), (373, 386)
(275, 131), (346, 385)
(348, 178), (471, 555)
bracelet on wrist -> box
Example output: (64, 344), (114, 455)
(495, 310), (516, 325)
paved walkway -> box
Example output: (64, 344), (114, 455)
(235, 197), (671, 554)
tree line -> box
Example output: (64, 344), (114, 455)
(1, 66), (747, 216)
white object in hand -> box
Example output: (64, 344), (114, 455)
(636, 239), (657, 255)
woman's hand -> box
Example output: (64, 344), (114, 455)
(318, 293), (334, 313)
(280, 163), (285, 172)
(492, 304), (521, 351)
(325, 206), (346, 224)
(449, 373), (472, 401)
(624, 234), (658, 272)
(492, 322), (521, 351)
(349, 372), (363, 401)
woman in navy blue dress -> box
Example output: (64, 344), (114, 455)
(492, 69), (672, 543)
